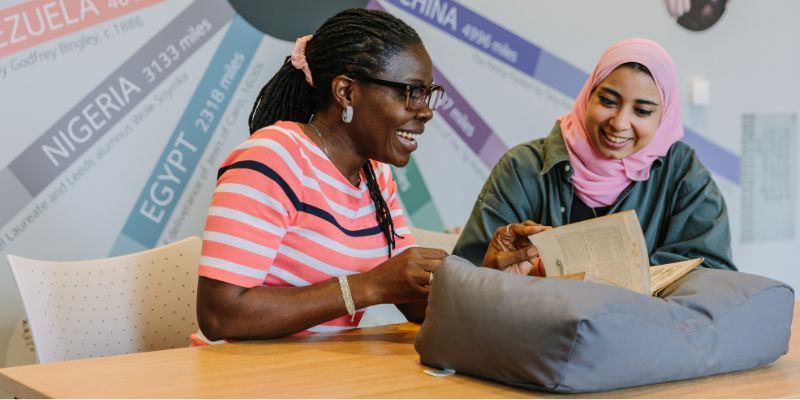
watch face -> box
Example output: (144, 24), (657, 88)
(677, 0), (728, 31)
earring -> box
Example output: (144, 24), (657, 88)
(341, 105), (353, 123)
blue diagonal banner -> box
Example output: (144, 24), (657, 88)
(111, 15), (262, 255)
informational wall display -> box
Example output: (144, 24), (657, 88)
(0, 0), (287, 367)
(741, 114), (796, 243)
(1, 0), (798, 371)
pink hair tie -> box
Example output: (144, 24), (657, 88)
(290, 35), (314, 87)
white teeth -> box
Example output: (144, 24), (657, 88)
(396, 130), (420, 141)
(603, 131), (631, 143)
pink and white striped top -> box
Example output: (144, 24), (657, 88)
(196, 121), (416, 339)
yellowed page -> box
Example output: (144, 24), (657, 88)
(555, 272), (619, 287)
(529, 210), (650, 294)
(649, 258), (704, 295)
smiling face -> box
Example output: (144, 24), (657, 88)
(349, 43), (434, 167)
(584, 65), (663, 159)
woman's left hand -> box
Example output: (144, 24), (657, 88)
(481, 221), (551, 275)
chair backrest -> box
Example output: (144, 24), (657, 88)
(409, 226), (460, 254)
(6, 236), (202, 364)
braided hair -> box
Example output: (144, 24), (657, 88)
(248, 8), (422, 257)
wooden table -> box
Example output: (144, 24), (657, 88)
(1, 303), (798, 398)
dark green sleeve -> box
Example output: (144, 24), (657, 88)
(453, 148), (541, 266)
(451, 191), (510, 266)
(649, 153), (737, 271)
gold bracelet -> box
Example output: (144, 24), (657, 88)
(338, 275), (356, 322)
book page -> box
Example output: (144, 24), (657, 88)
(649, 258), (704, 295)
(555, 271), (618, 287)
(530, 211), (650, 294)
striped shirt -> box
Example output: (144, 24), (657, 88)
(197, 121), (416, 338)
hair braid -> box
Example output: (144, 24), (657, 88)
(248, 8), (420, 255)
(248, 60), (312, 133)
(362, 162), (402, 257)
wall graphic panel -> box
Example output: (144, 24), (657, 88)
(0, 0), (288, 366)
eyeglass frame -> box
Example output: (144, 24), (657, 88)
(346, 74), (445, 111)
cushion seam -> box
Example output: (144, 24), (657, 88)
(670, 284), (791, 333)
(552, 318), (585, 392)
(553, 283), (790, 392)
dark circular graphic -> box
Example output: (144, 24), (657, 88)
(677, 0), (728, 31)
(227, 0), (367, 40)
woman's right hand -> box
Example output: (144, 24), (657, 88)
(482, 220), (551, 276)
(363, 247), (447, 304)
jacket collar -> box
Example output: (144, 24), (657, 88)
(540, 121), (571, 176)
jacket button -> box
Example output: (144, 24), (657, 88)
(560, 206), (566, 214)
(564, 165), (571, 172)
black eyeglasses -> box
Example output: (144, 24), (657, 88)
(348, 75), (445, 111)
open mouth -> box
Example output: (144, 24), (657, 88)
(395, 130), (421, 153)
(396, 130), (421, 142)
(601, 130), (633, 146)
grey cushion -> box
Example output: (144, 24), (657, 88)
(415, 256), (794, 393)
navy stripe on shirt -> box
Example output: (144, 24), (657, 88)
(218, 160), (383, 237)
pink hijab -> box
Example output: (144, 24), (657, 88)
(559, 38), (683, 207)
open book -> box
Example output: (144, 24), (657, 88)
(528, 210), (703, 296)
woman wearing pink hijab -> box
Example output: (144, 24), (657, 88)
(453, 38), (736, 274)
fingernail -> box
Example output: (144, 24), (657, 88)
(526, 247), (537, 258)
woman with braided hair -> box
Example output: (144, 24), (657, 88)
(194, 8), (449, 342)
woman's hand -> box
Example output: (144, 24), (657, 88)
(481, 221), (551, 276)
(363, 247), (447, 304)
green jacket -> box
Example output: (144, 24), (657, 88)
(453, 122), (737, 271)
